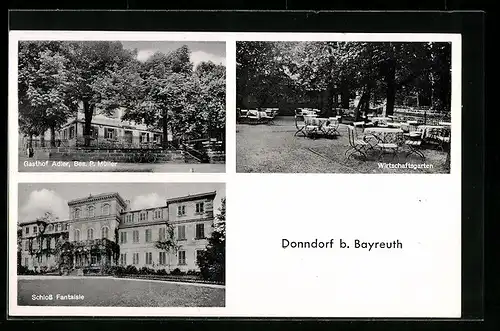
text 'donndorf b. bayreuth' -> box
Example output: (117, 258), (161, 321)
(282, 239), (403, 251)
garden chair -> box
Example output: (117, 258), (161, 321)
(403, 132), (425, 160)
(376, 131), (404, 160)
(345, 125), (369, 160)
(353, 121), (377, 150)
(294, 109), (306, 136)
(324, 116), (341, 137)
(304, 115), (321, 139)
(427, 127), (451, 151)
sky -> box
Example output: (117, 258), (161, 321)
(120, 41), (226, 68)
(18, 183), (225, 223)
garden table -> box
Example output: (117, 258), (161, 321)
(364, 127), (404, 143)
(418, 125), (445, 139)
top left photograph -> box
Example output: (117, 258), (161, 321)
(15, 38), (226, 173)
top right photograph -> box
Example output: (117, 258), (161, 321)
(236, 41), (453, 174)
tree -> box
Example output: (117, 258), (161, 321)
(18, 41), (77, 147)
(154, 223), (179, 271)
(63, 41), (136, 146)
(197, 198), (225, 283)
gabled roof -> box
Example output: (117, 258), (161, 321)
(166, 191), (217, 204)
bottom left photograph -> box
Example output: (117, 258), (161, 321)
(15, 182), (226, 307)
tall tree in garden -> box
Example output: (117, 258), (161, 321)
(120, 45), (196, 148)
(18, 41), (77, 147)
(197, 198), (226, 283)
(64, 41), (136, 146)
(194, 61), (226, 140)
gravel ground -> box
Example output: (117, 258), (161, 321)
(18, 277), (225, 307)
(236, 117), (450, 174)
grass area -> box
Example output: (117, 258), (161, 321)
(236, 117), (450, 174)
(18, 277), (225, 307)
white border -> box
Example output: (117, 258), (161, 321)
(9, 31), (462, 317)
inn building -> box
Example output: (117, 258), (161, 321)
(20, 103), (167, 149)
(19, 191), (216, 273)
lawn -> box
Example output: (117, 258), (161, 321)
(236, 116), (450, 174)
(18, 277), (225, 307)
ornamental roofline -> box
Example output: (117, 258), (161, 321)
(166, 191), (217, 204)
(68, 192), (127, 208)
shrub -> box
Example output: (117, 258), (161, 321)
(170, 268), (185, 276)
(156, 268), (168, 276)
(125, 265), (138, 275)
(186, 269), (200, 276)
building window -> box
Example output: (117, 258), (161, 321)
(69, 126), (75, 139)
(133, 253), (139, 265)
(159, 227), (166, 241)
(120, 253), (127, 266)
(104, 127), (116, 139)
(25, 227), (29, 235)
(196, 250), (204, 265)
(33, 226), (37, 234)
(154, 134), (161, 144)
(120, 232), (127, 244)
(101, 227), (109, 239)
(133, 230), (139, 243)
(126, 214), (133, 223)
(139, 211), (147, 221)
(74, 208), (81, 219)
(145, 229), (152, 243)
(24, 257), (29, 266)
(140, 132), (149, 143)
(159, 251), (167, 265)
(87, 228), (94, 240)
(145, 252), (152, 265)
(154, 209), (162, 219)
(74, 229), (80, 241)
(178, 225), (186, 240)
(65, 223), (68, 230)
(102, 204), (110, 216)
(90, 126), (99, 139)
(195, 202), (204, 214)
(195, 224), (205, 239)
(88, 206), (95, 217)
(48, 224), (53, 232)
(177, 205), (186, 216)
(24, 240), (29, 251)
(55, 224), (60, 232)
(63, 129), (67, 140)
(178, 251), (186, 265)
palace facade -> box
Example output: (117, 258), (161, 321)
(19, 191), (216, 273)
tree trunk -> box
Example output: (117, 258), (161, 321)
(50, 126), (56, 147)
(355, 87), (370, 122)
(29, 134), (33, 149)
(340, 85), (350, 111)
(385, 60), (396, 116)
(325, 82), (335, 117)
(82, 100), (94, 147)
(162, 110), (169, 149)
(40, 132), (45, 147)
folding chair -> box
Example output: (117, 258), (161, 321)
(345, 125), (369, 160)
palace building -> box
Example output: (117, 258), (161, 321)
(19, 191), (216, 274)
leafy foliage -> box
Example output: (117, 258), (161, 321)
(197, 198), (226, 283)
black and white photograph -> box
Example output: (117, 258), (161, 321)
(16, 182), (226, 307)
(17, 40), (226, 173)
(236, 41), (453, 173)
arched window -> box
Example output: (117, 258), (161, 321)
(101, 226), (109, 239)
(87, 228), (94, 240)
(102, 204), (110, 216)
(88, 206), (95, 217)
(74, 229), (80, 241)
(74, 208), (81, 219)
